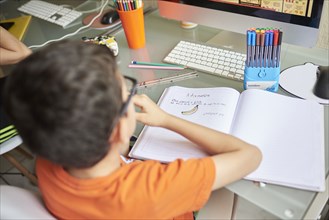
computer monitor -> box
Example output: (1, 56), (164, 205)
(157, 0), (325, 48)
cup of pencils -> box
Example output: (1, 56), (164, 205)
(115, 0), (145, 49)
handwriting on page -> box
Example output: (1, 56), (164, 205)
(160, 87), (240, 133)
(170, 93), (226, 117)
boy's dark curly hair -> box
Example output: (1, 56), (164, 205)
(4, 40), (122, 168)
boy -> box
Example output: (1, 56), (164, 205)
(4, 40), (261, 219)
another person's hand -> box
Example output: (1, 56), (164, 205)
(133, 94), (169, 127)
(0, 26), (32, 65)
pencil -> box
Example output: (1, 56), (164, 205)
(127, 0), (132, 11)
(132, 0), (137, 9)
(116, 0), (123, 10)
(131, 61), (185, 68)
(129, 0), (134, 10)
(128, 64), (186, 70)
(121, 0), (128, 11)
(135, 0), (139, 8)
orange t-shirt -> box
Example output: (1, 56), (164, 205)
(36, 156), (215, 219)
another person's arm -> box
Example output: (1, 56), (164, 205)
(0, 27), (32, 65)
(133, 94), (262, 190)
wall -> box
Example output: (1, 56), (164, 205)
(316, 0), (329, 49)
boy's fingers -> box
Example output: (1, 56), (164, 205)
(133, 95), (148, 108)
(132, 95), (142, 105)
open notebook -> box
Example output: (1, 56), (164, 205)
(129, 86), (325, 192)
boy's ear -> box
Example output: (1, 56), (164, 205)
(109, 118), (129, 146)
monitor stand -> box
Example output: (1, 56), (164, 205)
(206, 30), (246, 54)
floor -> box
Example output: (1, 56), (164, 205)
(0, 144), (39, 193)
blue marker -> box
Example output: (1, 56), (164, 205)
(251, 30), (256, 67)
(247, 30), (252, 67)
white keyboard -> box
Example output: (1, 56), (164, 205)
(18, 0), (82, 28)
(164, 41), (246, 81)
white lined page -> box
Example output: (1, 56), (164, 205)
(231, 89), (325, 191)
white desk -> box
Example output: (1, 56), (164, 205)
(116, 10), (329, 220)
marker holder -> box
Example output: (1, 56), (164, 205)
(243, 66), (280, 92)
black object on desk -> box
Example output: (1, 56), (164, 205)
(313, 66), (329, 99)
(101, 10), (120, 25)
(0, 22), (15, 30)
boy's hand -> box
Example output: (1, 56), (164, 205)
(133, 94), (168, 127)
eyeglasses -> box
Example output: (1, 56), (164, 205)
(119, 75), (138, 117)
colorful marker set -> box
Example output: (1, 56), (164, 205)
(114, 0), (142, 11)
(244, 28), (283, 92)
(246, 28), (283, 68)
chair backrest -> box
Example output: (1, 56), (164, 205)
(0, 135), (22, 155)
(0, 185), (56, 219)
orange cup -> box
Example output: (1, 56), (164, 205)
(117, 6), (145, 49)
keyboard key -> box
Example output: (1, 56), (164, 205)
(234, 74), (241, 80)
(214, 69), (223, 75)
(188, 62), (215, 73)
(222, 71), (229, 77)
(237, 69), (244, 74)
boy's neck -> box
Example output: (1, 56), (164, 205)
(66, 148), (121, 179)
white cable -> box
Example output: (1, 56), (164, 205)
(74, 0), (111, 14)
(28, 0), (109, 49)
